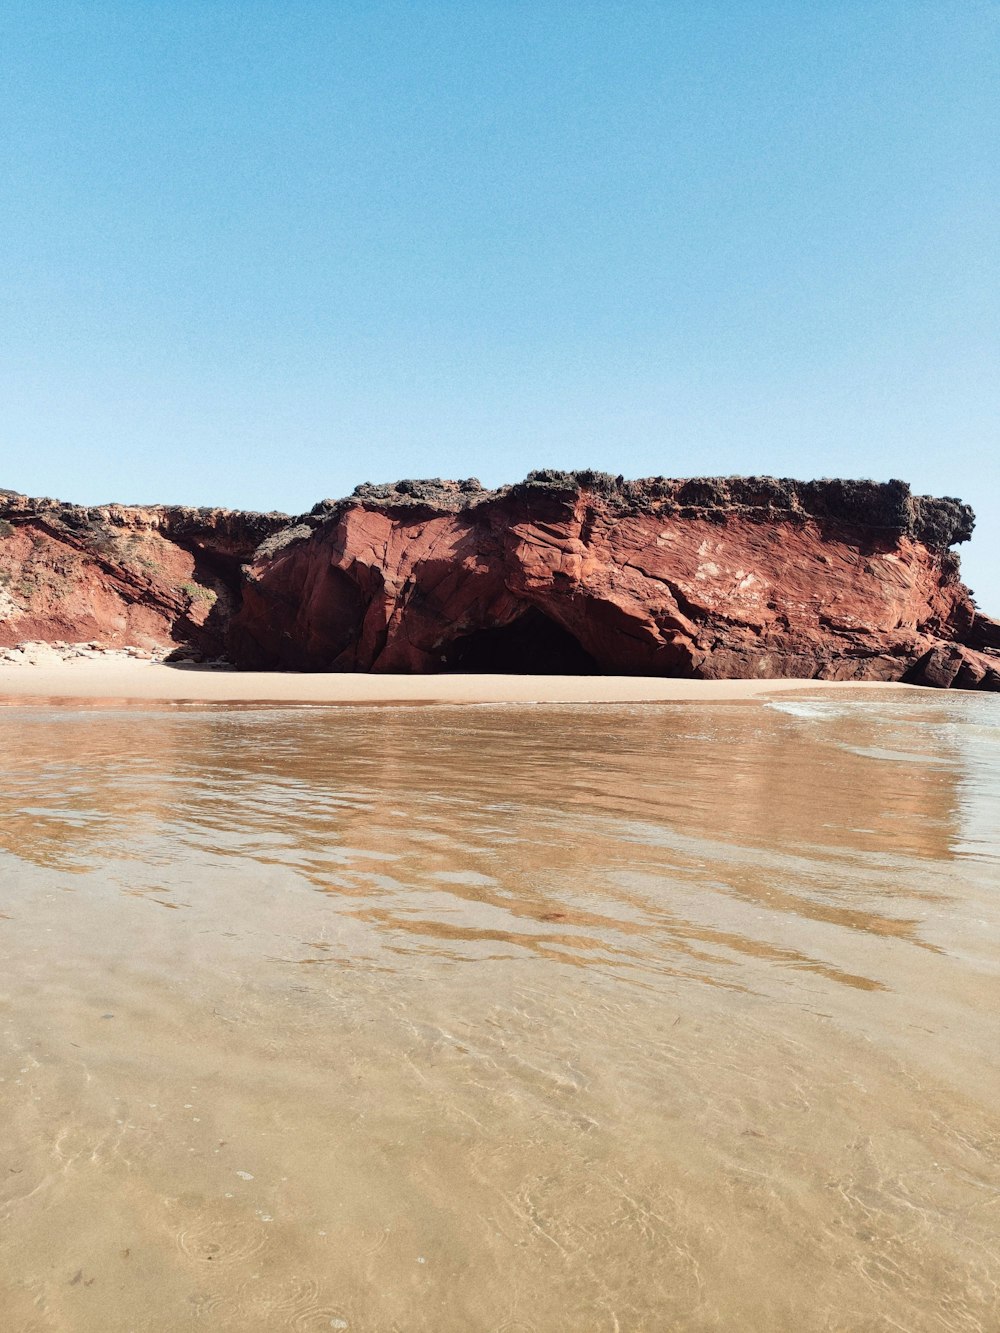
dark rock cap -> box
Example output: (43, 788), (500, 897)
(320, 471), (974, 550)
(2, 471), (976, 550)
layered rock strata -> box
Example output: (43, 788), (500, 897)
(2, 473), (998, 688)
(0, 490), (286, 655)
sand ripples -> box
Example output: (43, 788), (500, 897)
(175, 1209), (269, 1267)
(191, 1274), (349, 1329)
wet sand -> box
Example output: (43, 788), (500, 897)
(0, 657), (919, 704)
(2, 690), (999, 1330)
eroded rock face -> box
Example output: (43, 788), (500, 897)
(2, 473), (998, 687)
(0, 492), (287, 654)
(228, 472), (1000, 689)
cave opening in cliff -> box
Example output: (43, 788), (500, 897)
(439, 607), (598, 675)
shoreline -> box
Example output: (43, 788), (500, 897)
(0, 658), (921, 705)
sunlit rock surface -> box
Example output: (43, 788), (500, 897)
(2, 473), (998, 687)
(0, 490), (285, 656)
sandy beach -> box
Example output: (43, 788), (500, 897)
(0, 657), (921, 704)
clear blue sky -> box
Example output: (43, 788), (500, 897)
(2, 2), (998, 606)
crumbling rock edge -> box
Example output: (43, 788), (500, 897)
(1, 474), (997, 690)
(331, 471), (975, 551)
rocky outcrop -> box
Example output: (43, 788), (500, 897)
(0, 491), (287, 654)
(2, 473), (998, 688)
(228, 471), (1000, 689)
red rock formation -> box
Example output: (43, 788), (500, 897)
(229, 473), (1000, 689)
(0, 491), (286, 654)
(2, 473), (998, 688)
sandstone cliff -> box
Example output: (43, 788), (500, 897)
(2, 473), (998, 689)
(0, 491), (286, 655)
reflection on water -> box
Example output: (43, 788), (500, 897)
(1, 691), (999, 1331)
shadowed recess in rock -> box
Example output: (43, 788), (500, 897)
(438, 608), (598, 675)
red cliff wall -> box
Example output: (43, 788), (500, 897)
(2, 474), (998, 688)
(0, 492), (285, 654)
(228, 473), (1000, 689)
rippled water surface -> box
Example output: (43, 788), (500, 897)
(1, 690), (1000, 1332)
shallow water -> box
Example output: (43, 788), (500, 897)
(1, 690), (999, 1332)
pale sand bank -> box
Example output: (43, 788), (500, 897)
(0, 658), (919, 704)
